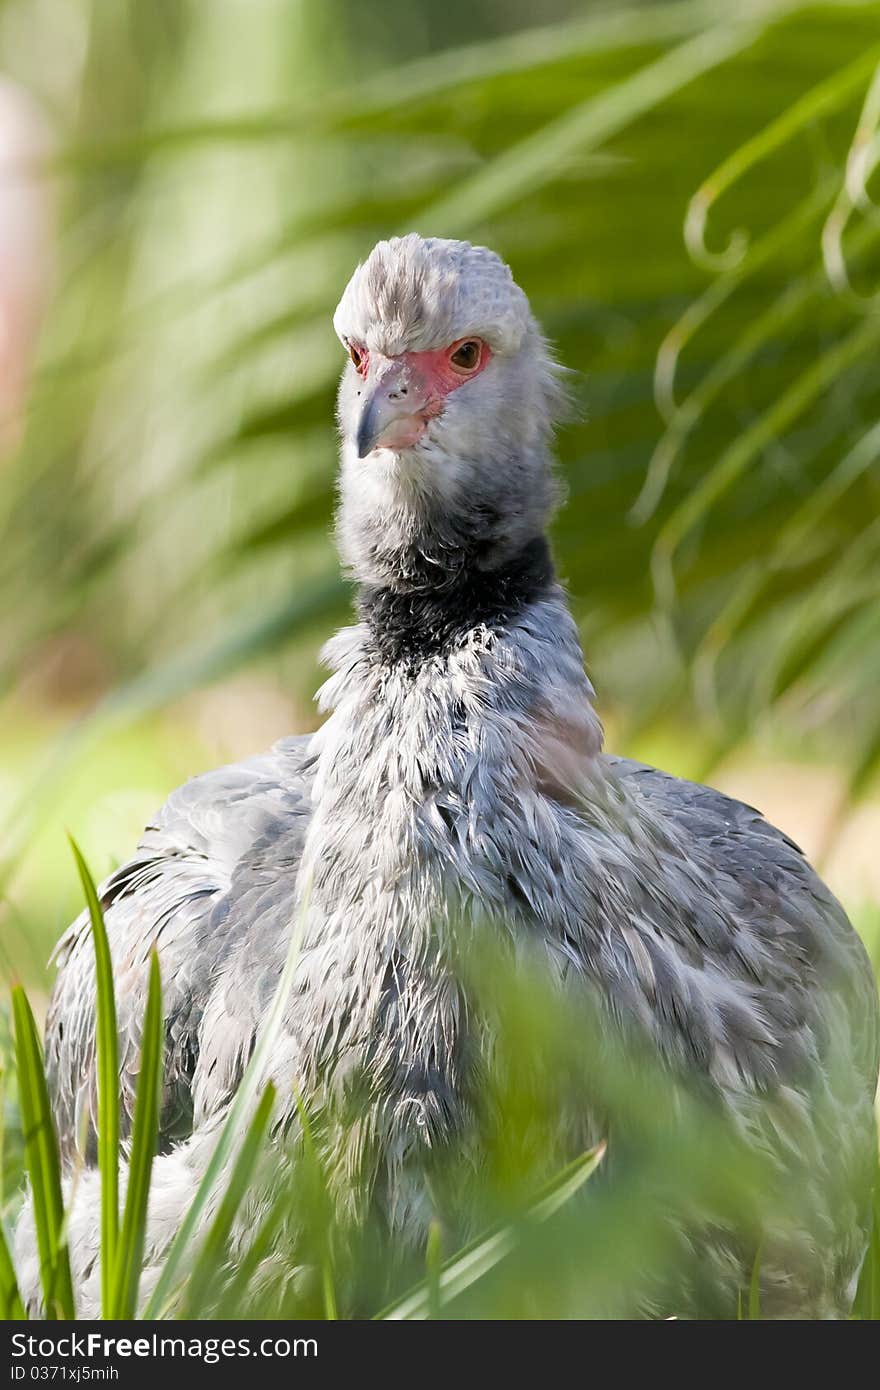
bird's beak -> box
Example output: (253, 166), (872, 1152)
(355, 357), (429, 458)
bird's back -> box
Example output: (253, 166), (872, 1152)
(606, 753), (878, 1094)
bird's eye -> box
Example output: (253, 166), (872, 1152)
(347, 342), (366, 373)
(449, 339), (482, 373)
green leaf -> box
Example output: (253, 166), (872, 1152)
(748, 1242), (762, 1320)
(425, 1219), (443, 1321)
(853, 1163), (880, 1319)
(12, 988), (75, 1320)
(378, 1141), (606, 1320)
(0, 1220), (25, 1320)
(181, 1082), (276, 1319)
(110, 950), (163, 1320)
(69, 837), (119, 1318)
(292, 1089), (337, 1321)
(211, 1191), (290, 1321)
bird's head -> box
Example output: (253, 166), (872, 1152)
(332, 234), (564, 587)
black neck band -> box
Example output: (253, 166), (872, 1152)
(357, 534), (555, 666)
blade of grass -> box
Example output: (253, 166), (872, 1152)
(0, 1220), (25, 1320)
(292, 1089), (337, 1321)
(425, 1219), (443, 1321)
(12, 988), (74, 1319)
(378, 1140), (606, 1320)
(180, 1082), (276, 1319)
(748, 1242), (762, 1319)
(0, 1064), (6, 1213)
(69, 837), (118, 1318)
(853, 1164), (879, 1319)
(110, 950), (163, 1320)
(141, 876), (311, 1318)
(212, 1185), (290, 1319)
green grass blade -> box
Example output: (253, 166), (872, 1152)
(748, 1242), (762, 1320)
(292, 1089), (337, 1321)
(180, 1082), (275, 1318)
(0, 1219), (25, 1320)
(12, 988), (74, 1319)
(378, 1141), (606, 1320)
(212, 1191), (289, 1320)
(110, 951), (163, 1320)
(853, 1164), (879, 1319)
(425, 1220), (443, 1321)
(0, 1065), (5, 1215)
(141, 878), (311, 1319)
(68, 837), (118, 1318)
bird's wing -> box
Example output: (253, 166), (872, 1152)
(604, 754), (880, 1094)
(45, 735), (314, 1161)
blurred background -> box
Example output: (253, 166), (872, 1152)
(1, 0), (879, 994)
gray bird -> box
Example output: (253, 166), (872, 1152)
(16, 234), (879, 1318)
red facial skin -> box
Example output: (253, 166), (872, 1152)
(403, 339), (494, 416)
(347, 337), (493, 451)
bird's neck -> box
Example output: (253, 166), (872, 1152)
(355, 532), (556, 667)
(305, 556), (604, 910)
(334, 430), (561, 600)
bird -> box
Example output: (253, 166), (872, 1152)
(16, 233), (879, 1319)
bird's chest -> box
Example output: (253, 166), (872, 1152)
(294, 673), (576, 1121)
(304, 663), (576, 942)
